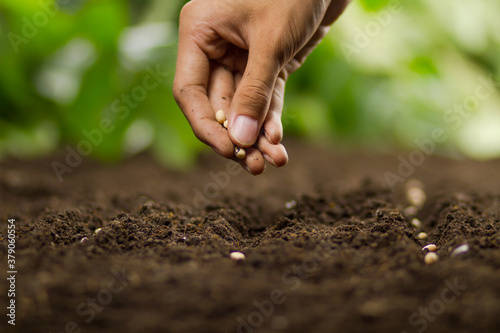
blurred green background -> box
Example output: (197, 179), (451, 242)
(1, 0), (499, 168)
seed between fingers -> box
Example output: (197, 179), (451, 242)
(235, 147), (246, 159)
(216, 110), (226, 124)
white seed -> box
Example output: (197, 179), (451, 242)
(94, 228), (102, 235)
(235, 147), (246, 159)
(424, 252), (439, 265)
(451, 244), (469, 257)
(230, 251), (246, 261)
(406, 187), (426, 208)
(417, 232), (428, 239)
(422, 244), (437, 252)
(403, 206), (418, 217)
(223, 120), (228, 128)
(411, 218), (422, 228)
(80, 237), (88, 243)
(215, 110), (226, 124)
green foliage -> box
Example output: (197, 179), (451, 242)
(0, 0), (499, 164)
(358, 0), (391, 12)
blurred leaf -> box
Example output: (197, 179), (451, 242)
(358, 0), (391, 12)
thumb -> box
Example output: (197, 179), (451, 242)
(229, 50), (280, 147)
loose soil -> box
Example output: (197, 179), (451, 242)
(1, 140), (500, 333)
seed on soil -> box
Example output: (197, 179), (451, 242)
(230, 251), (246, 261)
(403, 206), (418, 217)
(424, 252), (439, 265)
(417, 232), (428, 239)
(80, 237), (88, 243)
(451, 244), (469, 257)
(406, 187), (426, 208)
(422, 244), (437, 252)
(215, 110), (226, 124)
(235, 147), (246, 159)
(94, 228), (102, 234)
(411, 218), (422, 228)
(223, 120), (228, 128)
(285, 200), (297, 209)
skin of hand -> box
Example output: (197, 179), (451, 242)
(173, 0), (351, 175)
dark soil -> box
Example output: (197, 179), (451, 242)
(1, 140), (500, 333)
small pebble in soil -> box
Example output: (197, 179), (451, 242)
(80, 237), (88, 243)
(411, 218), (422, 228)
(235, 147), (246, 160)
(223, 120), (228, 128)
(215, 110), (226, 124)
(230, 251), (246, 261)
(451, 244), (469, 257)
(94, 228), (102, 235)
(424, 252), (439, 265)
(285, 200), (297, 209)
(422, 244), (437, 252)
(417, 232), (428, 239)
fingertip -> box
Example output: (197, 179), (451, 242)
(241, 148), (266, 175)
(263, 116), (283, 144)
(229, 115), (260, 147)
(263, 145), (288, 167)
(265, 128), (283, 145)
(248, 162), (266, 176)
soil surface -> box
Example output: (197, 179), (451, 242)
(1, 140), (500, 333)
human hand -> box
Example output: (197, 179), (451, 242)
(173, 0), (350, 175)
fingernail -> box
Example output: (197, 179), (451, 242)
(232, 115), (258, 146)
(263, 154), (278, 167)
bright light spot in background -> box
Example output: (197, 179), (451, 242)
(331, 0), (500, 159)
(35, 37), (97, 105)
(457, 108), (500, 159)
(452, 1), (488, 53)
(118, 22), (175, 69)
(123, 119), (155, 155)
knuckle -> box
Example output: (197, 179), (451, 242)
(173, 83), (204, 106)
(238, 81), (272, 115)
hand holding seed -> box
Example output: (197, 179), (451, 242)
(173, 0), (351, 175)
(216, 110), (246, 160)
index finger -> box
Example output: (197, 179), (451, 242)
(173, 32), (234, 158)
